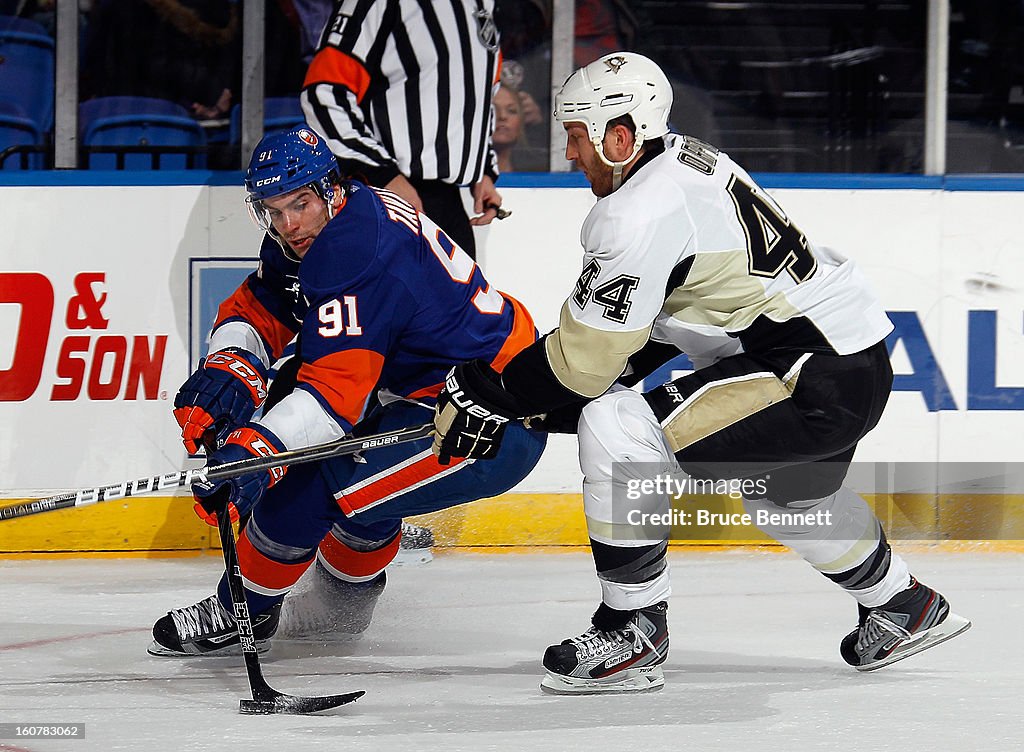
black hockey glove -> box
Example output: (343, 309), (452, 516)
(432, 360), (523, 464)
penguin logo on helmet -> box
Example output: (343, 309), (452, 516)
(603, 55), (628, 74)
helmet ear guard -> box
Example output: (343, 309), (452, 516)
(554, 52), (673, 185)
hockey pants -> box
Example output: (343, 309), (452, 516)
(579, 342), (910, 611)
(217, 400), (546, 615)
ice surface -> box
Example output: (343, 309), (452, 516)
(0, 550), (1013, 751)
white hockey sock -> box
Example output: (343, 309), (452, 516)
(744, 487), (910, 607)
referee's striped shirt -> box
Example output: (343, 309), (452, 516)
(300, 0), (501, 188)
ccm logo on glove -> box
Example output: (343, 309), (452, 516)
(227, 427), (286, 485)
(206, 351), (269, 404)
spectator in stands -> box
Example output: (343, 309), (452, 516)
(573, 0), (638, 69)
(495, 3), (551, 163)
(492, 83), (523, 174)
(10, 0), (92, 38)
(80, 0), (240, 121)
(290, 0), (332, 64)
(263, 0), (308, 100)
(493, 81), (547, 172)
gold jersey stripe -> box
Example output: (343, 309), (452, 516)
(545, 302), (653, 398)
(662, 370), (796, 453)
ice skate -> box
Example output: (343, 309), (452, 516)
(540, 602), (669, 695)
(278, 564), (387, 640)
(391, 521), (435, 566)
(841, 578), (971, 671)
(148, 594), (280, 657)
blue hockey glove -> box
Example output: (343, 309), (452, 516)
(174, 348), (269, 454)
(192, 424), (286, 526)
(432, 360), (523, 464)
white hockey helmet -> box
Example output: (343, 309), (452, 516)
(554, 51), (672, 152)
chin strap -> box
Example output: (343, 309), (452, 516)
(611, 162), (625, 192)
(596, 137), (645, 192)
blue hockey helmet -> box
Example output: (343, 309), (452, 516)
(244, 126), (343, 232)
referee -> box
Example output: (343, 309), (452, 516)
(300, 0), (507, 259)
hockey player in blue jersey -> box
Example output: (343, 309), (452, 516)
(150, 126), (545, 656)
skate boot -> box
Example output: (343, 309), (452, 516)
(392, 521), (435, 566)
(278, 565), (387, 639)
(148, 594), (280, 657)
(540, 602), (669, 694)
(840, 578), (971, 671)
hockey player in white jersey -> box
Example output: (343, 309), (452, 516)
(432, 52), (971, 694)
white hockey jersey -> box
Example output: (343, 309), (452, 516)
(544, 133), (894, 398)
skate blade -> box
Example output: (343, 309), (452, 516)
(856, 612), (972, 672)
(146, 639), (272, 658)
(540, 665), (665, 695)
(276, 631), (364, 644)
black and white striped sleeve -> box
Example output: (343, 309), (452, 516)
(300, 0), (501, 187)
(300, 0), (401, 184)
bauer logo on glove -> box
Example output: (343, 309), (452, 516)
(432, 360), (523, 465)
(443, 371), (513, 425)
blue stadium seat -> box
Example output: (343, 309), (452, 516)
(79, 95), (187, 124)
(0, 100), (42, 169)
(79, 96), (207, 169)
(0, 15), (55, 133)
(228, 97), (307, 144)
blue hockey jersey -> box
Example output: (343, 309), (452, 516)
(212, 181), (534, 441)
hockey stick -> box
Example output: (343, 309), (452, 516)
(0, 422), (435, 521)
(195, 426), (363, 715)
(213, 490), (364, 714)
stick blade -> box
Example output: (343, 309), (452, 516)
(239, 690), (365, 715)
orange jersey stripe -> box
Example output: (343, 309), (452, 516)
(404, 293), (536, 400)
(298, 349), (385, 426)
(336, 452), (466, 516)
(303, 48), (372, 102)
(215, 282), (296, 361)
(236, 528), (313, 594)
(491, 293), (537, 373)
(406, 382), (443, 400)
(317, 533), (400, 579)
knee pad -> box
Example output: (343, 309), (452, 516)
(317, 525), (400, 583)
(578, 385), (674, 483)
(578, 385), (677, 547)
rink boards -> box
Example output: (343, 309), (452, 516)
(2, 174), (1024, 552)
